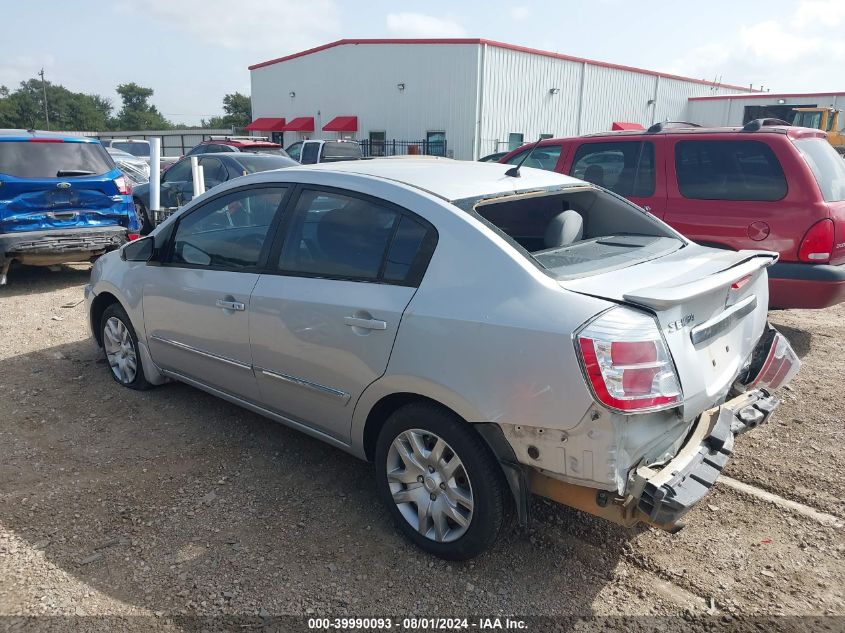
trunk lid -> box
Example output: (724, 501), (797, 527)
(0, 139), (130, 234)
(561, 245), (776, 419)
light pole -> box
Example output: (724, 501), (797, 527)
(38, 68), (49, 130)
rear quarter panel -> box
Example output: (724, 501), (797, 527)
(348, 189), (612, 455)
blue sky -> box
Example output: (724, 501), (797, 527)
(2, 0), (843, 125)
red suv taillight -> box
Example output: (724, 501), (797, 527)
(798, 218), (833, 263)
(114, 175), (131, 195)
(576, 308), (682, 413)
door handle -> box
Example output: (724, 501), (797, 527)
(344, 316), (387, 330)
(216, 299), (245, 311)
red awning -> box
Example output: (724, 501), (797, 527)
(244, 117), (286, 131)
(611, 121), (645, 131)
(322, 116), (358, 132)
(281, 117), (315, 132)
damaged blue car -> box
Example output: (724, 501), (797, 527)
(0, 130), (139, 284)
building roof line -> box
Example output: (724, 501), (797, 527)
(689, 91), (845, 101)
(247, 38), (752, 91)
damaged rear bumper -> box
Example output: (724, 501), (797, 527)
(529, 327), (800, 531)
(0, 227), (127, 259)
(633, 389), (778, 529)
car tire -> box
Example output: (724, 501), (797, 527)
(100, 303), (151, 390)
(134, 199), (153, 235)
(375, 402), (508, 560)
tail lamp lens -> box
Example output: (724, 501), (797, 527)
(798, 219), (833, 262)
(114, 176), (131, 195)
(577, 308), (682, 412)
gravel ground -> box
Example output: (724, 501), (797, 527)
(0, 264), (843, 632)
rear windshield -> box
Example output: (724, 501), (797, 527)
(463, 186), (683, 279)
(0, 141), (114, 179)
(321, 142), (362, 161)
(111, 141), (149, 157)
(794, 138), (845, 202)
(234, 155), (297, 173)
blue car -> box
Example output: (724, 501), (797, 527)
(0, 129), (139, 284)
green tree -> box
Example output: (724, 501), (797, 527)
(203, 92), (251, 129)
(115, 82), (171, 130)
(0, 79), (112, 131)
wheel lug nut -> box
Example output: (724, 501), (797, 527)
(439, 482), (446, 490)
(430, 493), (436, 501)
(428, 466), (435, 473)
(417, 475), (424, 483)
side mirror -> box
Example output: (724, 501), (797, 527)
(121, 236), (154, 262)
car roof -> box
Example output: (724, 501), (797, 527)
(204, 139), (281, 146)
(517, 124), (828, 144)
(290, 158), (581, 201)
(0, 128), (100, 143)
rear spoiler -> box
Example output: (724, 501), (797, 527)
(623, 253), (777, 310)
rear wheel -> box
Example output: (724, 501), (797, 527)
(375, 403), (508, 559)
(134, 199), (154, 235)
(100, 303), (151, 390)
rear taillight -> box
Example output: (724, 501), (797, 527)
(127, 233), (140, 241)
(747, 332), (801, 391)
(114, 176), (131, 195)
(576, 308), (682, 413)
(798, 219), (833, 262)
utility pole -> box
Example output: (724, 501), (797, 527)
(38, 68), (49, 130)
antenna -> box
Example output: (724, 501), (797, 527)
(505, 136), (544, 178)
(38, 68), (49, 131)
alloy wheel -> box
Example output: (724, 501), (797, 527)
(103, 316), (138, 384)
(386, 429), (474, 543)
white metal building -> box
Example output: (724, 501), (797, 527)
(687, 92), (845, 129)
(248, 39), (749, 160)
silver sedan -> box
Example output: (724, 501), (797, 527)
(86, 159), (799, 559)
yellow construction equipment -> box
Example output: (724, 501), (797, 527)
(793, 107), (845, 155)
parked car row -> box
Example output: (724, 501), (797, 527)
(86, 158), (800, 559)
(498, 120), (845, 309)
(132, 152), (297, 233)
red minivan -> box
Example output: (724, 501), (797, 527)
(499, 121), (845, 309)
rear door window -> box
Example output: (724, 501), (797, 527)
(571, 141), (655, 196)
(675, 140), (787, 201)
(794, 138), (845, 202)
(0, 141), (114, 178)
(276, 189), (435, 285)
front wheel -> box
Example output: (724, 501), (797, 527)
(100, 303), (151, 390)
(375, 403), (508, 560)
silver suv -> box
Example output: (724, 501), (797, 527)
(85, 160), (799, 559)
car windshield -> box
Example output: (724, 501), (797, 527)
(0, 140), (114, 178)
(794, 138), (845, 202)
(234, 155), (297, 173)
(250, 147), (289, 157)
(111, 142), (150, 157)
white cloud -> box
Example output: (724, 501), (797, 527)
(510, 6), (531, 20)
(385, 12), (467, 38)
(118, 0), (340, 55)
(669, 0), (845, 91)
(794, 0), (845, 26)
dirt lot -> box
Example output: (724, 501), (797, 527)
(0, 264), (843, 632)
